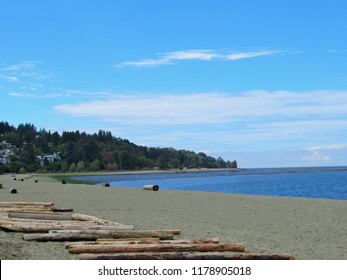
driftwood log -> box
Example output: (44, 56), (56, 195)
(79, 252), (294, 260)
(69, 243), (245, 254)
(0, 201), (54, 206)
(65, 237), (220, 249)
(0, 208), (54, 213)
(8, 212), (121, 225)
(0, 222), (134, 232)
(143, 185), (159, 191)
(70, 213), (121, 225)
(0, 202), (54, 208)
(23, 230), (174, 242)
(96, 237), (160, 242)
(9, 212), (74, 220)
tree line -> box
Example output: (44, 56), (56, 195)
(0, 121), (237, 174)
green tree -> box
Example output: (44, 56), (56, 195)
(76, 160), (86, 172)
(69, 162), (76, 172)
(90, 159), (101, 171)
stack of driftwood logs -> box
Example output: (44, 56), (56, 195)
(0, 201), (294, 260)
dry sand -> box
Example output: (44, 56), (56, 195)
(0, 173), (346, 260)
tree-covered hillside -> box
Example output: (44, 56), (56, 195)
(0, 121), (237, 173)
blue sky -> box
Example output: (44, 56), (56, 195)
(1, 0), (347, 168)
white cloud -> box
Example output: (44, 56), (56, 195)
(53, 90), (347, 125)
(115, 49), (280, 68)
(302, 151), (331, 161)
(226, 51), (278, 60)
(301, 144), (345, 151)
(0, 74), (18, 82)
(1, 61), (39, 71)
(8, 92), (70, 99)
(52, 89), (347, 154)
(8, 92), (37, 98)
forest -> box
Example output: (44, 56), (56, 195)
(0, 121), (237, 174)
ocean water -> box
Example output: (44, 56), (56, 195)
(70, 167), (347, 200)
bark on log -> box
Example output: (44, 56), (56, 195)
(23, 230), (173, 242)
(69, 243), (245, 254)
(52, 208), (73, 212)
(66, 238), (219, 249)
(0, 222), (134, 232)
(79, 252), (294, 260)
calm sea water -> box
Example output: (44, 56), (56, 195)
(70, 167), (347, 200)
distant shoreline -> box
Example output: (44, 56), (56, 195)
(35, 168), (240, 184)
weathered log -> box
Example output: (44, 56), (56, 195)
(9, 212), (74, 220)
(0, 222), (134, 232)
(0, 207), (53, 212)
(96, 237), (219, 244)
(79, 252), (294, 260)
(69, 242), (245, 254)
(143, 229), (181, 235)
(0, 208), (54, 213)
(7, 212), (127, 228)
(23, 230), (174, 242)
(96, 237), (160, 242)
(66, 238), (219, 249)
(70, 213), (120, 225)
(143, 185), (159, 191)
(0, 202), (54, 207)
(0, 218), (15, 224)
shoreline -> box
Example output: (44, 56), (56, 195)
(1, 173), (346, 260)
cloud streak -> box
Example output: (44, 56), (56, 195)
(115, 49), (281, 68)
(53, 90), (347, 125)
(0, 74), (18, 82)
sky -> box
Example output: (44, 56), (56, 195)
(1, 0), (347, 168)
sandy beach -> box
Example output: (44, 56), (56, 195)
(0, 173), (346, 260)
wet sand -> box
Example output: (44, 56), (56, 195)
(0, 174), (346, 259)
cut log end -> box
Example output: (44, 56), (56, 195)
(143, 185), (159, 191)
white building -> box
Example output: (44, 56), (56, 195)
(36, 152), (61, 166)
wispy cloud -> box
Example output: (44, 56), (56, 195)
(9, 92), (70, 99)
(53, 90), (347, 125)
(301, 151), (331, 162)
(1, 61), (40, 71)
(226, 51), (277, 60)
(0, 74), (18, 82)
(115, 49), (281, 68)
(301, 144), (345, 151)
(52, 89), (347, 156)
(300, 144), (346, 163)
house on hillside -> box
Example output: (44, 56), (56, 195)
(0, 149), (15, 165)
(36, 152), (61, 166)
